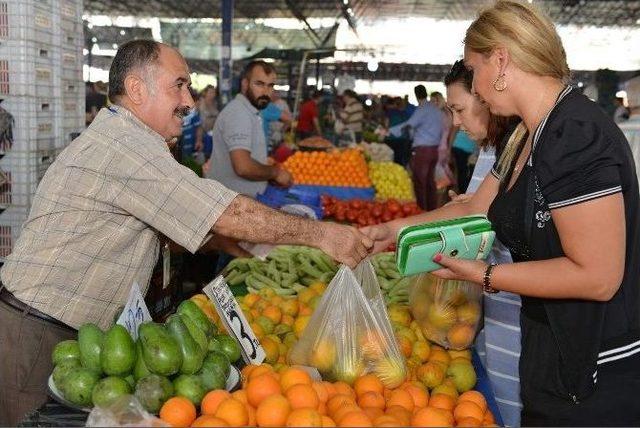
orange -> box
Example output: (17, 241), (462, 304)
(411, 406), (455, 427)
(428, 393), (456, 411)
(263, 305), (282, 324)
(372, 415), (401, 427)
(386, 388), (415, 412)
(214, 398), (248, 426)
(191, 415), (229, 427)
(286, 383), (320, 410)
(318, 401), (327, 415)
(332, 404), (362, 423)
(246, 404), (256, 426)
(159, 396), (196, 427)
(247, 373), (282, 407)
(321, 415), (337, 427)
(280, 367), (312, 392)
(458, 416), (482, 427)
(354, 374), (384, 398)
(323, 381), (338, 398)
(458, 390), (488, 414)
(248, 364), (275, 381)
(447, 324), (476, 349)
(385, 405), (412, 426)
(312, 381), (330, 403)
(201, 390), (232, 415)
(281, 314), (295, 326)
(402, 384), (429, 408)
(327, 394), (356, 415)
(299, 305), (313, 316)
(362, 406), (384, 421)
(396, 336), (413, 358)
(243, 293), (261, 308)
(428, 348), (451, 366)
(337, 411), (373, 427)
(261, 336), (280, 364)
(241, 364), (257, 380)
(333, 382), (356, 400)
(286, 408), (323, 427)
(483, 410), (496, 425)
(280, 298), (299, 317)
(231, 389), (248, 405)
(357, 391), (386, 410)
(453, 401), (484, 423)
(256, 394), (291, 427)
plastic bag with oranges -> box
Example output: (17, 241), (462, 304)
(409, 274), (482, 350)
(288, 260), (406, 388)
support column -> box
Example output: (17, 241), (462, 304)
(219, 0), (233, 106)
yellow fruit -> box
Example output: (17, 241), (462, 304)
(263, 305), (282, 324)
(250, 322), (265, 339)
(446, 324), (476, 350)
(395, 326), (417, 343)
(334, 354), (365, 385)
(446, 360), (477, 392)
(309, 282), (327, 295)
(293, 315), (311, 338)
(261, 337), (280, 364)
(431, 382), (459, 399)
(426, 305), (457, 330)
(280, 299), (299, 317)
(416, 362), (445, 389)
(243, 293), (261, 308)
(457, 301), (482, 325)
(411, 341), (431, 363)
(297, 289), (317, 305)
(428, 349), (451, 367)
(255, 316), (275, 335)
(283, 332), (298, 348)
(374, 357), (407, 389)
(387, 305), (412, 327)
(448, 349), (472, 361)
(307, 295), (322, 310)
(309, 339), (336, 373)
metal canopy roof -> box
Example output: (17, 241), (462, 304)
(83, 0), (640, 27)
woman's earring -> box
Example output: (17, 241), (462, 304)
(493, 74), (507, 92)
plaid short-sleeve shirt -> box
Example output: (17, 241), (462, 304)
(0, 106), (237, 329)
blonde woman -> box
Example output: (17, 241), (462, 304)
(363, 1), (640, 424)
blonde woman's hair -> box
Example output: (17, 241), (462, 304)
(465, 0), (570, 179)
(497, 121), (527, 179)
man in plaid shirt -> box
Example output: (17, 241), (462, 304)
(0, 40), (372, 424)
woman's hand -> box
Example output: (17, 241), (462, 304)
(431, 253), (487, 284)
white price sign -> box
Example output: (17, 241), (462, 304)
(116, 282), (152, 340)
(203, 275), (266, 365)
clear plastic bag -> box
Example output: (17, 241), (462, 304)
(288, 260), (406, 388)
(409, 274), (482, 350)
(86, 395), (168, 427)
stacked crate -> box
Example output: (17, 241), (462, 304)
(0, 0), (83, 260)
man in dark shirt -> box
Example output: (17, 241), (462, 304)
(85, 82), (107, 126)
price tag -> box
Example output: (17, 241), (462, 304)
(116, 282), (152, 340)
(203, 276), (266, 365)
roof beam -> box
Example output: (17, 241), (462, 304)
(283, 0), (323, 47)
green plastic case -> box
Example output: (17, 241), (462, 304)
(395, 215), (495, 276)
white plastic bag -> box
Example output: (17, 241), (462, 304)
(288, 260), (406, 388)
(86, 395), (168, 427)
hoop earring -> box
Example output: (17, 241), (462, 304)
(493, 74), (507, 92)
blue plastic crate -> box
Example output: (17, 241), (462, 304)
(262, 185), (321, 207)
(292, 185), (375, 201)
(256, 189), (323, 220)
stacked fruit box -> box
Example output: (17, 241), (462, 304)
(0, 0), (83, 260)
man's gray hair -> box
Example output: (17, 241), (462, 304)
(108, 39), (161, 104)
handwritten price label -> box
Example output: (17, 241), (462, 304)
(203, 276), (266, 365)
(116, 282), (152, 340)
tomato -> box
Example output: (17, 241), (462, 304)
(381, 211), (393, 222)
(350, 199), (363, 210)
(387, 199), (401, 214)
(402, 204), (413, 215)
(335, 210), (346, 222)
(371, 205), (383, 218)
(356, 214), (368, 227)
(346, 209), (358, 223)
(323, 205), (334, 217)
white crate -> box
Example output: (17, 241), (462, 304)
(2, 96), (56, 143)
(0, 148), (60, 207)
(0, 41), (58, 97)
(0, 0), (56, 45)
(0, 206), (29, 259)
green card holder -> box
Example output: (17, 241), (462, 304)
(395, 215), (495, 276)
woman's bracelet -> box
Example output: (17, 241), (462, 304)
(483, 263), (499, 294)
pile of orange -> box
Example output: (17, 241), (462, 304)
(158, 364), (496, 427)
(283, 149), (372, 187)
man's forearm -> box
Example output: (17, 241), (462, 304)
(213, 195), (321, 248)
(234, 160), (278, 181)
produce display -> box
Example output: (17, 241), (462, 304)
(321, 196), (422, 227)
(368, 161), (415, 201)
(222, 246), (338, 296)
(371, 252), (411, 306)
(158, 363), (495, 427)
(283, 148), (372, 187)
(353, 141), (394, 162)
(409, 274), (483, 351)
(49, 300), (242, 412)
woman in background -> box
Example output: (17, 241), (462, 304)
(444, 59), (522, 427)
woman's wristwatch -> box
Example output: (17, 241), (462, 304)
(483, 263), (499, 294)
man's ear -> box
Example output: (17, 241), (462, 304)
(123, 74), (148, 105)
